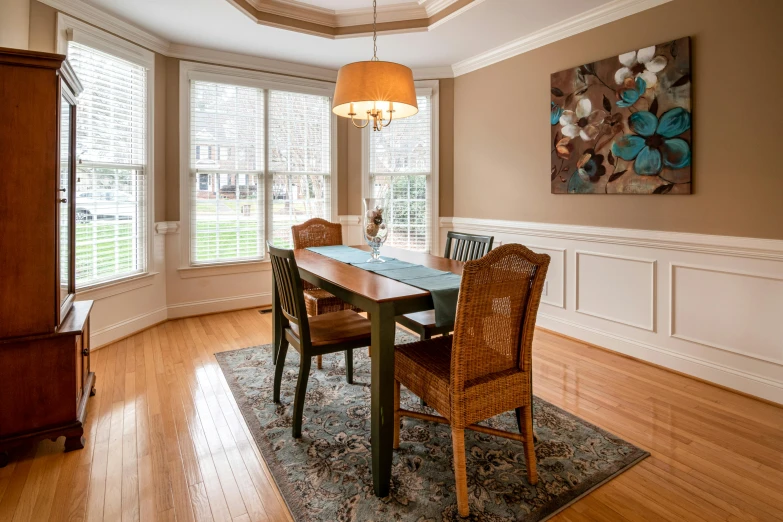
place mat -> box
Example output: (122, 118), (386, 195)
(307, 245), (460, 327)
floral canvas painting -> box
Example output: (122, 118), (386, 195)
(551, 37), (691, 194)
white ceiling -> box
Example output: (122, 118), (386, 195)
(82, 0), (612, 70)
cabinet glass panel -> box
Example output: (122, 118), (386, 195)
(60, 94), (71, 306)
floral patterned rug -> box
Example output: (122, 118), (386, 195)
(215, 330), (648, 521)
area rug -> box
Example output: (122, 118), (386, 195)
(215, 330), (648, 521)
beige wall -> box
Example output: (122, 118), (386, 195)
(27, 0), (53, 52)
(1, 0), (30, 49)
(453, 0), (783, 240)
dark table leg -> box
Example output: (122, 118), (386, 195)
(370, 301), (396, 497)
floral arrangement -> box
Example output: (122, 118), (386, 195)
(550, 37), (691, 194)
(365, 205), (386, 238)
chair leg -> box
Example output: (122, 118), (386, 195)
(451, 427), (470, 518)
(317, 355), (323, 369)
(345, 350), (353, 384)
(420, 331), (430, 409)
(520, 405), (538, 485)
(273, 338), (289, 404)
(292, 356), (312, 439)
(393, 379), (401, 449)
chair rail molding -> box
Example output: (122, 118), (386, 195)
(440, 216), (783, 404)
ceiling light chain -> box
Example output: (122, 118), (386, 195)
(372, 0), (378, 61)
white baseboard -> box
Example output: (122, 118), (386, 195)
(91, 306), (168, 349)
(90, 293), (272, 349)
(167, 292), (272, 320)
(537, 312), (783, 403)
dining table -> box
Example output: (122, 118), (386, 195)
(271, 244), (464, 497)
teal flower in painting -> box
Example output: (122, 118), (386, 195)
(616, 77), (646, 108)
(551, 102), (563, 125)
(612, 107), (691, 176)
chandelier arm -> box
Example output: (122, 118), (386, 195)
(350, 113), (370, 129)
(382, 109), (394, 128)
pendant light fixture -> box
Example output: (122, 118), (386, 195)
(332, 0), (418, 131)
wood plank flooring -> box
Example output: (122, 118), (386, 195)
(0, 308), (781, 521)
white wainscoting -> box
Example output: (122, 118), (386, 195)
(441, 217), (783, 404)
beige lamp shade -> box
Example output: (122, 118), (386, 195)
(332, 61), (418, 120)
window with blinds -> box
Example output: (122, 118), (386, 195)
(67, 41), (148, 287)
(269, 91), (331, 248)
(189, 81), (331, 263)
(190, 81), (264, 264)
(369, 95), (431, 252)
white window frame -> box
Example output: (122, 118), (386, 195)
(56, 13), (156, 291)
(361, 80), (440, 255)
(179, 61), (338, 269)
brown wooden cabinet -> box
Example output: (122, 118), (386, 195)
(0, 47), (95, 467)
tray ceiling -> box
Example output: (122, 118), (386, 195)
(230, 0), (482, 38)
(66, 0), (640, 72)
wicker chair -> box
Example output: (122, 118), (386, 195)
(268, 243), (371, 438)
(291, 218), (362, 370)
(393, 244), (550, 517)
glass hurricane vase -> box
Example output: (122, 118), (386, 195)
(363, 197), (389, 262)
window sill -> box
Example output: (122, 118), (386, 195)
(76, 272), (158, 301)
(178, 260), (271, 279)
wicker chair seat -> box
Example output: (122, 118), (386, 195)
(395, 335), (530, 428)
(303, 288), (360, 317)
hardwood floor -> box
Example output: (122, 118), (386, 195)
(0, 308), (781, 521)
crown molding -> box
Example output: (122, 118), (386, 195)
(168, 43), (338, 82)
(38, 0), (170, 54)
(244, 0), (469, 28)
(451, 0), (674, 77)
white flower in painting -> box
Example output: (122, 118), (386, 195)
(559, 99), (606, 141)
(614, 46), (668, 88)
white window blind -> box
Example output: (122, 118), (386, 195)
(369, 95), (431, 252)
(269, 91), (332, 248)
(67, 41), (148, 287)
(190, 81), (264, 265)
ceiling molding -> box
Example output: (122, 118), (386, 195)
(38, 0), (170, 54)
(243, 0), (468, 27)
(230, 0), (481, 38)
(451, 0), (674, 77)
(168, 43), (338, 82)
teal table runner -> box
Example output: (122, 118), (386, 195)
(306, 245), (461, 328)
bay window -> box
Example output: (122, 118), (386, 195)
(185, 66), (334, 266)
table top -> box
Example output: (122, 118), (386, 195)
(293, 245), (464, 304)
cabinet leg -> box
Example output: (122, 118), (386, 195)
(64, 430), (85, 452)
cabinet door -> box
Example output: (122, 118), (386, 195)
(58, 86), (76, 324)
(75, 334), (83, 404)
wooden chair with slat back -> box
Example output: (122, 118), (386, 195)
(396, 231), (494, 340)
(393, 244), (550, 517)
(291, 218), (362, 370)
(268, 243), (372, 438)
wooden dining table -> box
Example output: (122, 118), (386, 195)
(271, 244), (464, 497)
